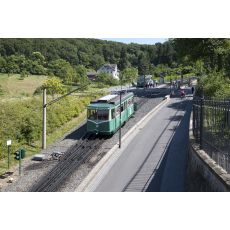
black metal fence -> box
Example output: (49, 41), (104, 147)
(193, 97), (230, 173)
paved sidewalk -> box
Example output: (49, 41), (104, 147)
(146, 99), (192, 191)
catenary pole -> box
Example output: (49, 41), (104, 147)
(119, 76), (123, 148)
(41, 85), (87, 150)
(119, 90), (121, 148)
(42, 88), (46, 149)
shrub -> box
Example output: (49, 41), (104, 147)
(33, 86), (43, 95)
(196, 73), (230, 98)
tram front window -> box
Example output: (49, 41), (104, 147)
(97, 109), (109, 120)
(87, 109), (109, 120)
(88, 109), (97, 120)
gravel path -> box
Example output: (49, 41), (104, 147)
(1, 87), (169, 192)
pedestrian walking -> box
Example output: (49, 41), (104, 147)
(191, 86), (194, 95)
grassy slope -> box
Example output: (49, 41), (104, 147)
(0, 76), (108, 175)
(0, 110), (88, 175)
(0, 74), (47, 98)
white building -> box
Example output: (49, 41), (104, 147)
(97, 64), (119, 80)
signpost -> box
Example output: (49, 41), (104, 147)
(6, 140), (12, 170)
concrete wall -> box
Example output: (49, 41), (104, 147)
(187, 115), (230, 192)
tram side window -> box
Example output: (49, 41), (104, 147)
(88, 109), (97, 120)
(124, 101), (127, 110)
(121, 103), (124, 112)
(116, 107), (120, 116)
(127, 98), (133, 107)
(97, 109), (109, 120)
(127, 99), (131, 107)
(111, 109), (115, 119)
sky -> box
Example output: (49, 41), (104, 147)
(102, 38), (168, 45)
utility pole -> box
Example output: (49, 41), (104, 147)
(119, 90), (122, 148)
(41, 84), (87, 151)
(42, 88), (46, 149)
(119, 75), (122, 148)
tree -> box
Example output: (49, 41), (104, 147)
(78, 75), (90, 90)
(42, 77), (66, 97)
(118, 47), (129, 70)
(138, 53), (150, 75)
(74, 65), (87, 80)
(194, 60), (205, 76)
(172, 38), (230, 71)
(152, 64), (169, 78)
(90, 54), (105, 70)
(31, 51), (45, 65)
(0, 56), (7, 73)
(48, 59), (75, 84)
(29, 59), (46, 75)
(73, 65), (91, 88)
(5, 55), (20, 75)
(21, 117), (38, 145)
(121, 67), (138, 85)
(20, 70), (29, 79)
(96, 72), (118, 86)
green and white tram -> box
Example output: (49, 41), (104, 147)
(87, 92), (134, 135)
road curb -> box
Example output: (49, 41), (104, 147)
(76, 95), (170, 192)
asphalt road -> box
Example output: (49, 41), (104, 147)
(84, 90), (193, 192)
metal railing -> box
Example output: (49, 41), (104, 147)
(193, 97), (230, 173)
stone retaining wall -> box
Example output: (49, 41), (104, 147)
(187, 114), (230, 192)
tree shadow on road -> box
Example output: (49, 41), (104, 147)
(167, 99), (190, 111)
(145, 100), (192, 192)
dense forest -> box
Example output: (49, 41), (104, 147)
(0, 38), (177, 77)
(0, 38), (230, 94)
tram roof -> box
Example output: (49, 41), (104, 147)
(87, 103), (115, 109)
(87, 92), (134, 109)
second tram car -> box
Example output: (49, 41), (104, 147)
(87, 92), (134, 135)
(137, 75), (153, 87)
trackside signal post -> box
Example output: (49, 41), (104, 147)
(14, 149), (26, 176)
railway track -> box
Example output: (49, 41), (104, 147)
(30, 87), (169, 192)
(30, 134), (105, 192)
